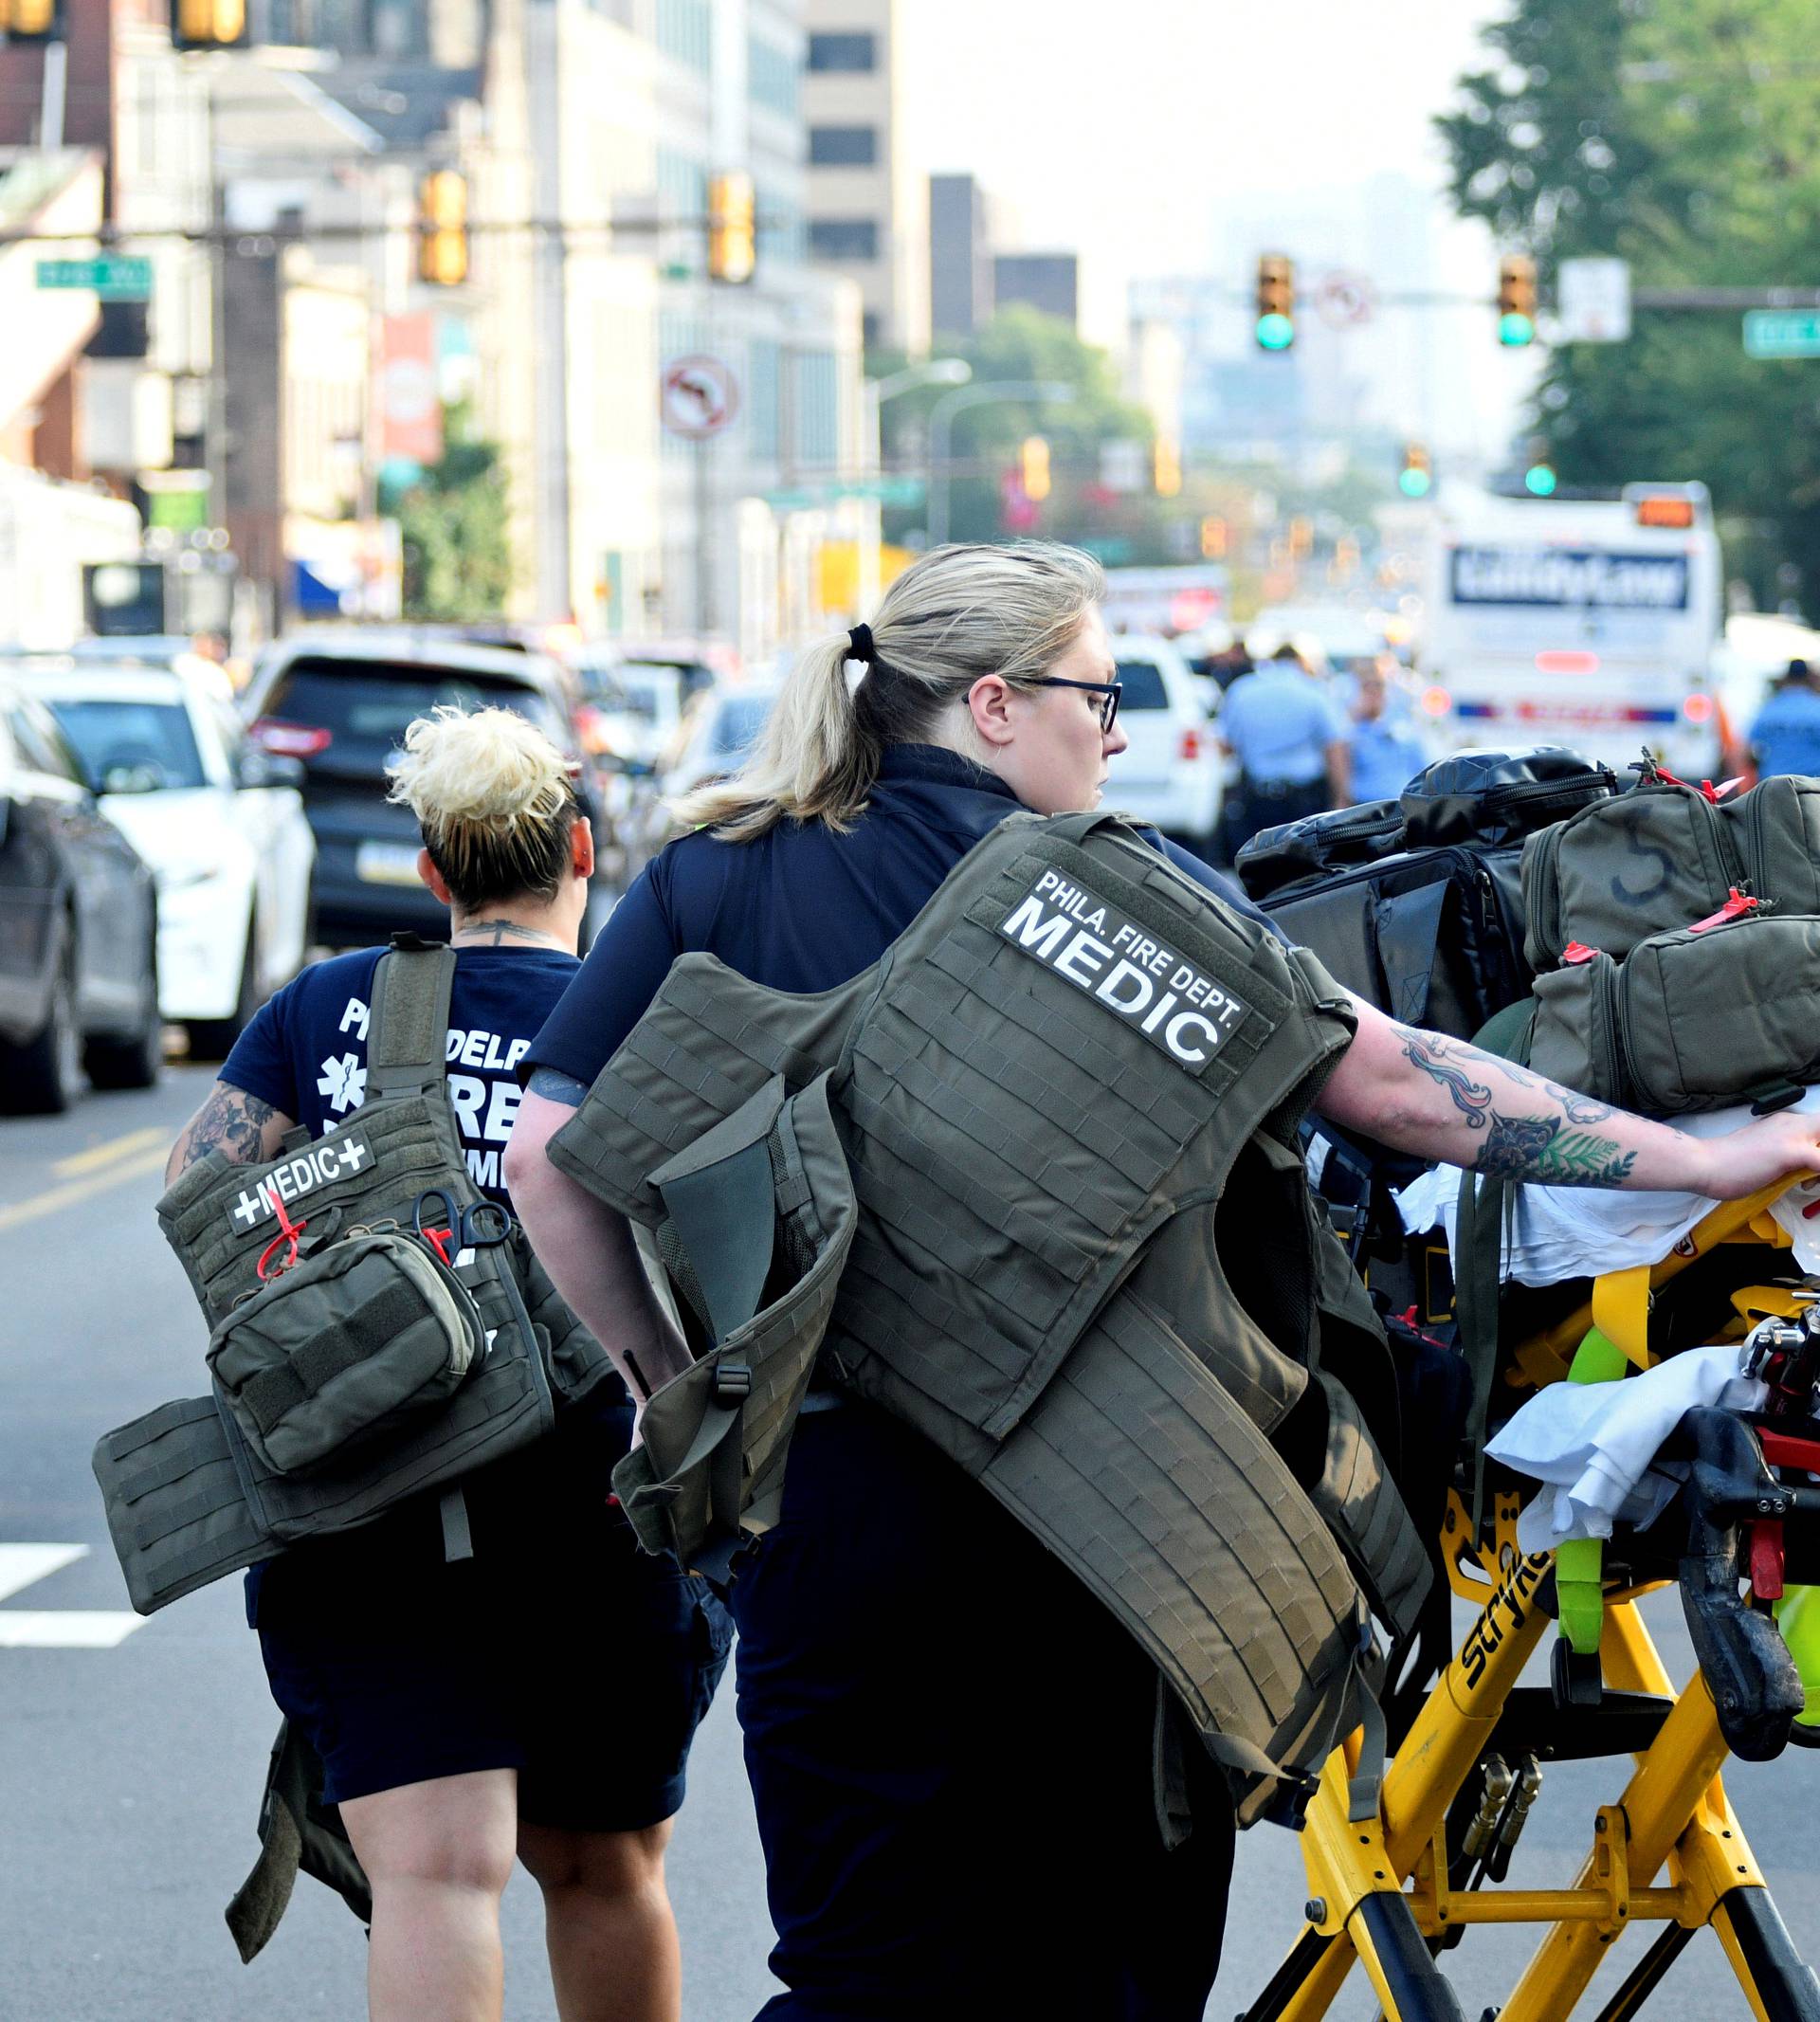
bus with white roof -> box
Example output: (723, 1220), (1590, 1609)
(1417, 482), (1727, 778)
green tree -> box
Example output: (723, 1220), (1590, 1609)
(1438, 0), (1820, 608)
(872, 306), (1174, 555)
(390, 403), (514, 620)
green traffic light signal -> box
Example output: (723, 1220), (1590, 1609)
(1255, 312), (1295, 352)
(1398, 466), (1432, 499)
(1499, 312), (1536, 348)
(1523, 463), (1558, 497)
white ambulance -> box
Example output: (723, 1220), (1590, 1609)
(1418, 482), (1726, 778)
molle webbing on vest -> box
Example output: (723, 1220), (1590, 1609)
(95, 939), (609, 1620)
(554, 811), (1427, 1819)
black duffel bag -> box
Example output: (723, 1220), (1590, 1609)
(1399, 744), (1616, 849)
(1234, 798), (1406, 902)
(1252, 746), (1614, 1039)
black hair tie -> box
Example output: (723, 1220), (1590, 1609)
(847, 622), (875, 665)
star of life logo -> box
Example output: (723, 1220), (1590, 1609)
(228, 1134), (376, 1233)
(317, 1050), (368, 1114)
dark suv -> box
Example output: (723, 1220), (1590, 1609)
(242, 634), (598, 947)
(0, 670), (161, 1111)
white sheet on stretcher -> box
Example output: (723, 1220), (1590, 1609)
(1485, 1343), (1768, 1551)
(1393, 1085), (1820, 1289)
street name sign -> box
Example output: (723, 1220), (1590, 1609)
(35, 255), (154, 301)
(1743, 311), (1820, 359)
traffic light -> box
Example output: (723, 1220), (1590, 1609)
(1153, 434), (1182, 498)
(1199, 515), (1228, 560)
(172, 0), (246, 45)
(1523, 458), (1558, 497)
(708, 172), (756, 284)
(0, 0), (63, 37)
(416, 170), (469, 286)
(1398, 442), (1432, 499)
(1498, 254), (1537, 347)
(1255, 254), (1295, 351)
(1018, 436), (1050, 502)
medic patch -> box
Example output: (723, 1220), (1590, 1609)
(227, 1132), (376, 1233)
(995, 869), (1251, 1074)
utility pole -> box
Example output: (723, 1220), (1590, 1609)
(926, 380), (1075, 547)
(527, 0), (571, 623)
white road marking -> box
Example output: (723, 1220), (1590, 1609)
(0, 1543), (144, 1648)
(0, 1542), (87, 1603)
(0, 1612), (144, 1649)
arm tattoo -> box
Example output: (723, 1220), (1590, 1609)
(176, 1084), (279, 1173)
(1391, 1023), (1634, 1185)
(1396, 1026), (1495, 1128)
(1475, 1113), (1637, 1187)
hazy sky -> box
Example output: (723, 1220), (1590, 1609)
(897, 0), (1525, 452)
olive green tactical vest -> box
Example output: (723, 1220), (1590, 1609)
(550, 811), (1431, 1825)
(91, 939), (616, 1619)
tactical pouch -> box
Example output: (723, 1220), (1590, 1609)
(1528, 912), (1820, 1113)
(611, 1073), (857, 1576)
(1522, 774), (1820, 971)
(208, 1233), (485, 1478)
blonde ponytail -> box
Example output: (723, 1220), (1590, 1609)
(673, 540), (1105, 842)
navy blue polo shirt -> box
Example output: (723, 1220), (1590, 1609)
(528, 742), (1276, 1082)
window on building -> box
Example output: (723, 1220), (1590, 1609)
(749, 34), (801, 118)
(808, 31), (876, 71)
(656, 0), (712, 73)
(809, 217), (879, 262)
(747, 338), (780, 462)
(809, 125), (878, 168)
(797, 350), (839, 467)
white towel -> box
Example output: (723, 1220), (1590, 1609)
(1486, 1344), (1768, 1551)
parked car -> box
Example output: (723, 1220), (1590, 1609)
(21, 658), (317, 1058)
(241, 633), (601, 946)
(0, 670), (161, 1111)
(1101, 635), (1223, 853)
(572, 657), (696, 771)
(658, 683), (780, 806)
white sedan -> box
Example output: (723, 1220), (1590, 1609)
(21, 659), (316, 1057)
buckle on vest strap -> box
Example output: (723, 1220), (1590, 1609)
(712, 1361), (753, 1405)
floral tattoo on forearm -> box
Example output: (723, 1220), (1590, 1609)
(1393, 1025), (1635, 1186)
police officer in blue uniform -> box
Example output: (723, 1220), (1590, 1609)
(506, 545), (1820, 2020)
(166, 707), (729, 2022)
(1219, 640), (1352, 855)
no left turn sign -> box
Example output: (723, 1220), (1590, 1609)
(662, 354), (739, 438)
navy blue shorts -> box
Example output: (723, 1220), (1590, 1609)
(253, 1413), (732, 1824)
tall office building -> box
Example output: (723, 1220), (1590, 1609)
(927, 172), (993, 338)
(993, 252), (1078, 331)
(800, 1), (926, 354)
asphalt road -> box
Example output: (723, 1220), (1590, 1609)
(3, 1062), (1817, 2019)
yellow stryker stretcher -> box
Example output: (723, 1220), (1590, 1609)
(1242, 1179), (1820, 2022)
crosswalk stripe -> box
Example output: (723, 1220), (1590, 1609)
(0, 1612), (144, 1649)
(0, 1542), (87, 1603)
(0, 1543), (145, 1647)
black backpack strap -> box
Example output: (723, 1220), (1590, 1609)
(366, 935), (457, 1100)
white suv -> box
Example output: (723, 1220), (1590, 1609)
(1100, 634), (1222, 853)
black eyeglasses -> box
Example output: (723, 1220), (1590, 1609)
(1026, 677), (1121, 733)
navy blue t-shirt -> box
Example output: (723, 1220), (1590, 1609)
(222, 943), (630, 1609)
(224, 945), (580, 1199)
(529, 742), (1279, 1084)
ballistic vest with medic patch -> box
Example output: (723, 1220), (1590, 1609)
(549, 810), (1431, 1827)
(91, 939), (616, 1620)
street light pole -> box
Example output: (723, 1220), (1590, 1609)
(859, 356), (970, 611)
(927, 379), (1075, 548)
